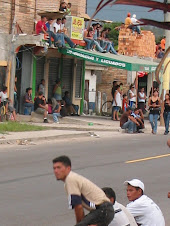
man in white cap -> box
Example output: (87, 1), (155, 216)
(124, 179), (165, 226)
(130, 14), (141, 34)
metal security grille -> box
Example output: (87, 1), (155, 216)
(62, 58), (74, 97)
(75, 60), (83, 98)
(36, 57), (45, 93)
(48, 58), (60, 99)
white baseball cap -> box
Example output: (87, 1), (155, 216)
(124, 179), (145, 191)
(132, 14), (136, 18)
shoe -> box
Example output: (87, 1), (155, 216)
(43, 119), (49, 123)
(73, 44), (77, 48)
(138, 130), (144, 133)
(164, 131), (169, 135)
(102, 50), (106, 53)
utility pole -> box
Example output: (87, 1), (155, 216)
(6, 16), (16, 103)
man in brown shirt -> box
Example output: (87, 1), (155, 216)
(120, 107), (139, 134)
(53, 156), (114, 226)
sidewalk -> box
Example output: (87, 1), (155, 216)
(0, 115), (165, 145)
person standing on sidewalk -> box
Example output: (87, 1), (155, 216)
(112, 85), (122, 121)
(138, 87), (146, 113)
(148, 90), (161, 134)
(161, 93), (170, 135)
(52, 156), (114, 226)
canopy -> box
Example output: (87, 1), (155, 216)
(59, 48), (158, 72)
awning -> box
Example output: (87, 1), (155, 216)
(59, 48), (158, 72)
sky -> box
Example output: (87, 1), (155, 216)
(87, 0), (164, 23)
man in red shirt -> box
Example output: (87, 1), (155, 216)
(36, 15), (47, 35)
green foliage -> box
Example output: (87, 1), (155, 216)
(0, 121), (48, 133)
(104, 22), (122, 49)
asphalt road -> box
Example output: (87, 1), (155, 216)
(0, 133), (170, 226)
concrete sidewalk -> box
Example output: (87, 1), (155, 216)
(0, 115), (166, 145)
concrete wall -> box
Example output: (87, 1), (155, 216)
(0, 34), (10, 61)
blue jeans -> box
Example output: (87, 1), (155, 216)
(47, 31), (60, 47)
(106, 42), (117, 54)
(64, 34), (75, 48)
(122, 120), (136, 133)
(149, 114), (159, 133)
(84, 38), (94, 50)
(163, 112), (170, 133)
(24, 103), (34, 112)
(132, 26), (140, 34)
(53, 112), (61, 122)
(93, 40), (104, 52)
(57, 33), (65, 46)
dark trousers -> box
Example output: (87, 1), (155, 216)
(75, 202), (114, 226)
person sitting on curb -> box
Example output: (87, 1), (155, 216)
(120, 107), (139, 134)
(63, 91), (79, 116)
(51, 98), (62, 123)
(124, 179), (165, 226)
(131, 108), (144, 133)
(34, 91), (48, 123)
(24, 88), (34, 114)
(102, 187), (137, 226)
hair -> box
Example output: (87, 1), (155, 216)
(55, 79), (60, 84)
(115, 85), (120, 90)
(62, 17), (66, 21)
(87, 27), (93, 32)
(48, 18), (53, 21)
(123, 94), (127, 98)
(68, 2), (71, 7)
(113, 81), (117, 86)
(130, 84), (135, 89)
(57, 18), (61, 22)
(27, 87), (32, 92)
(41, 15), (46, 19)
(52, 156), (71, 167)
(134, 108), (139, 112)
(127, 107), (132, 112)
(65, 91), (69, 95)
(102, 187), (116, 204)
(128, 183), (144, 195)
(92, 23), (97, 27)
(41, 79), (45, 83)
(120, 83), (123, 86)
(38, 91), (43, 96)
(2, 86), (7, 92)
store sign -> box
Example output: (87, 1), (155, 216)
(71, 17), (84, 40)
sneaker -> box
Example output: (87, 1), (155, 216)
(164, 131), (169, 135)
(43, 119), (49, 123)
(102, 50), (106, 53)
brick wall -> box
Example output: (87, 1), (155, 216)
(118, 28), (156, 58)
(96, 67), (128, 101)
(0, 0), (86, 34)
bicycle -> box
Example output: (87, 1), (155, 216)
(0, 101), (12, 122)
(101, 100), (113, 117)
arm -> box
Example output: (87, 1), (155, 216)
(148, 97), (153, 107)
(114, 91), (117, 105)
(156, 98), (161, 107)
(53, 84), (58, 94)
(129, 115), (140, 126)
(74, 204), (85, 223)
(136, 117), (144, 128)
(139, 109), (144, 120)
(41, 26), (47, 34)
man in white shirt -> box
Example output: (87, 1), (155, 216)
(124, 179), (165, 226)
(130, 14), (141, 34)
(102, 187), (137, 226)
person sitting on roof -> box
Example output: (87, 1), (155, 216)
(131, 14), (141, 34)
(53, 18), (66, 48)
(67, 3), (72, 15)
(100, 28), (117, 54)
(61, 17), (77, 48)
(59, 1), (67, 12)
(125, 12), (132, 28)
(45, 18), (62, 47)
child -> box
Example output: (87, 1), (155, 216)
(67, 3), (72, 15)
(122, 94), (128, 112)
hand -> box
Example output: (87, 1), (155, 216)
(136, 122), (140, 126)
(168, 192), (170, 198)
(152, 103), (156, 107)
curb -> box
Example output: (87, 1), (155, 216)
(0, 132), (90, 145)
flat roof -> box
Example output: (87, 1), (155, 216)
(59, 48), (158, 72)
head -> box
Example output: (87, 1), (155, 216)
(120, 83), (123, 86)
(106, 27), (111, 33)
(140, 87), (144, 93)
(127, 12), (131, 17)
(124, 179), (144, 201)
(57, 18), (61, 25)
(130, 84), (135, 90)
(41, 79), (45, 85)
(126, 107), (132, 115)
(165, 93), (170, 101)
(60, 1), (67, 8)
(2, 86), (7, 93)
(92, 23), (97, 30)
(102, 187), (116, 205)
(48, 18), (53, 24)
(62, 17), (66, 24)
(56, 79), (61, 85)
(67, 3), (71, 8)
(113, 81), (117, 87)
(132, 14), (136, 18)
(134, 108), (139, 115)
(41, 15), (47, 22)
(87, 27), (93, 36)
(27, 87), (32, 95)
(116, 85), (120, 92)
(53, 156), (71, 181)
(153, 89), (158, 97)
(38, 91), (43, 98)
(65, 91), (69, 97)
(123, 94), (127, 100)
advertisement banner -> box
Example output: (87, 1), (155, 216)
(71, 17), (84, 40)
